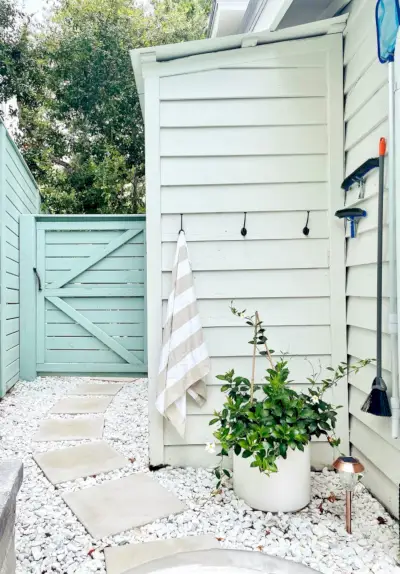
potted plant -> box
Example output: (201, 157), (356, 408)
(209, 306), (370, 513)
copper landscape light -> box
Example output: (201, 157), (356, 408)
(333, 456), (365, 534)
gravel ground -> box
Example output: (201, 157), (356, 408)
(0, 377), (399, 574)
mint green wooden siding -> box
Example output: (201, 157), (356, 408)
(0, 124), (40, 396)
(21, 215), (147, 378)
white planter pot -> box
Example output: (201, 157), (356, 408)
(233, 444), (311, 512)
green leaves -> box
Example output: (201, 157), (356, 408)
(279, 443), (288, 459)
(319, 421), (331, 431)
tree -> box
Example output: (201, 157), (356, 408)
(1, 0), (210, 214)
(0, 0), (43, 120)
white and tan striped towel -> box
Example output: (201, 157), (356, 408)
(156, 231), (210, 437)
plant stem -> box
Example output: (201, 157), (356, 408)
(263, 340), (275, 370)
(255, 311), (275, 370)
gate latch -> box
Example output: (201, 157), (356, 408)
(33, 267), (42, 291)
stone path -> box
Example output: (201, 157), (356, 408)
(34, 441), (127, 484)
(50, 396), (113, 414)
(63, 474), (187, 539)
(32, 380), (216, 573)
(33, 417), (105, 442)
(67, 383), (124, 396)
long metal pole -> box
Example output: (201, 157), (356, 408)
(345, 491), (352, 534)
(389, 61), (400, 438)
(377, 142), (385, 381)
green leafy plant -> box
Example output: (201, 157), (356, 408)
(209, 305), (371, 489)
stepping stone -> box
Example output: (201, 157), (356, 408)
(105, 536), (220, 574)
(68, 383), (124, 396)
(33, 417), (104, 442)
(63, 473), (187, 539)
(34, 441), (127, 484)
(50, 396), (113, 414)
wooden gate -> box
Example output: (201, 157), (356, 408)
(20, 215), (147, 380)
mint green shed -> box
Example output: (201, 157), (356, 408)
(20, 215), (147, 380)
(0, 123), (41, 397)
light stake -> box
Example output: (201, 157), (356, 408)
(333, 456), (365, 534)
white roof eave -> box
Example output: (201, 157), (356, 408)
(130, 14), (348, 114)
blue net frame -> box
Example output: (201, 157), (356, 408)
(376, 0), (400, 62)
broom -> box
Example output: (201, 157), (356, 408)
(361, 138), (391, 417)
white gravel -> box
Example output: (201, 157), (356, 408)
(0, 377), (399, 574)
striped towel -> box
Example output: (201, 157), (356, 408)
(156, 231), (210, 437)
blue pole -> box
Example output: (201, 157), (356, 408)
(350, 218), (356, 238)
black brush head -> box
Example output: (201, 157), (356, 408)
(361, 378), (392, 417)
(335, 208), (367, 219)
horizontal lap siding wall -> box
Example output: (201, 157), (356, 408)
(343, 0), (400, 517)
(0, 124), (40, 396)
(147, 36), (346, 468)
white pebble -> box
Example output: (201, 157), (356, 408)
(0, 376), (397, 574)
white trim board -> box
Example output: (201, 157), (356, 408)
(142, 36), (335, 82)
(144, 76), (164, 466)
(130, 15), (348, 113)
(326, 33), (348, 453)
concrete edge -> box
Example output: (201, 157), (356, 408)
(0, 460), (23, 535)
(120, 548), (319, 574)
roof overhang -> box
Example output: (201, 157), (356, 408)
(240, 0), (293, 33)
(130, 14), (347, 115)
(208, 0), (250, 38)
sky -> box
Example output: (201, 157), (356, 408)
(22, 0), (149, 17)
(21, 0), (48, 21)
(24, 0), (45, 15)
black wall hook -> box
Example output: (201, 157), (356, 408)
(303, 211), (310, 236)
(179, 213), (184, 234)
(241, 212), (247, 237)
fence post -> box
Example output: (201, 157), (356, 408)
(0, 124), (5, 396)
(20, 215), (37, 381)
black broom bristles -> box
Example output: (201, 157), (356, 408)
(361, 377), (391, 417)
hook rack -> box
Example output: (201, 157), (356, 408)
(341, 157), (379, 202)
(241, 212), (247, 237)
(335, 208), (367, 238)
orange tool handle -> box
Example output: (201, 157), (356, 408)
(379, 137), (386, 156)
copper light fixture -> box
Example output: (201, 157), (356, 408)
(333, 456), (365, 534)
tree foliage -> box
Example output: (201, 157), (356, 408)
(0, 0), (43, 112)
(0, 0), (210, 213)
